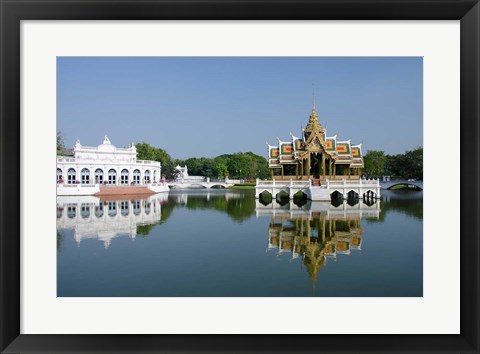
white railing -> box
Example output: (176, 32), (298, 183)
(225, 178), (242, 184)
(59, 184), (97, 188)
(256, 179), (311, 188)
(325, 178), (380, 188)
(290, 180), (312, 187)
(57, 157), (76, 163)
(256, 178), (380, 188)
(136, 160), (160, 166)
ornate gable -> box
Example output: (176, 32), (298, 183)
(304, 108), (325, 136)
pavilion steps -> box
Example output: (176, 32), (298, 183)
(95, 185), (155, 196)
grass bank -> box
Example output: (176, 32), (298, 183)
(228, 183), (256, 190)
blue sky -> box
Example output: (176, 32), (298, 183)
(57, 57), (422, 159)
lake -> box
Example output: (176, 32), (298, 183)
(57, 188), (423, 297)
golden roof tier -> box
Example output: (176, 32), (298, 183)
(266, 103), (364, 180)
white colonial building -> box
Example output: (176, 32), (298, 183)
(57, 136), (168, 195)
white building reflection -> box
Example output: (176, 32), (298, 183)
(57, 193), (168, 248)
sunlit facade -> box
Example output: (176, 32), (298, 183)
(57, 136), (168, 195)
(267, 104), (364, 180)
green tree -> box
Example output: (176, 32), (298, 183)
(184, 157), (201, 175)
(135, 142), (175, 178)
(363, 150), (387, 178)
(135, 142), (157, 161)
(216, 161), (228, 178)
(213, 152), (268, 180)
(404, 147), (423, 179)
(386, 147), (423, 179)
(57, 131), (66, 155)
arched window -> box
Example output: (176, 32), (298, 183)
(120, 201), (129, 216)
(81, 168), (90, 184)
(95, 169), (103, 184)
(133, 169), (140, 184)
(108, 201), (117, 217)
(133, 200), (141, 215)
(80, 204), (90, 219)
(144, 170), (151, 183)
(67, 168), (76, 184)
(95, 204), (104, 218)
(67, 205), (76, 219)
(121, 169), (129, 185)
(57, 168), (63, 183)
(108, 169), (117, 185)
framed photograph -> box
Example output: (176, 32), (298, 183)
(1, 0), (479, 353)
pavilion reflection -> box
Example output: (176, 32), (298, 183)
(256, 199), (380, 284)
(56, 193), (169, 249)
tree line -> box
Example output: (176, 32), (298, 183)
(363, 147), (423, 180)
(58, 131), (420, 181)
(135, 142), (269, 180)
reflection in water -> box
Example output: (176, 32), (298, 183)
(56, 194), (168, 249)
(167, 190), (256, 223)
(57, 189), (422, 297)
(257, 198), (380, 287)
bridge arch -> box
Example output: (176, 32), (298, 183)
(259, 190), (272, 197)
(276, 190), (290, 200)
(386, 182), (423, 190)
(210, 184), (227, 189)
(347, 190), (359, 199)
(331, 190), (343, 200)
(293, 190), (308, 199)
(363, 190), (377, 199)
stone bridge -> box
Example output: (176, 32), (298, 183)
(380, 180), (423, 190)
(168, 177), (239, 189)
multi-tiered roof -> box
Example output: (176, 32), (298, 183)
(267, 105), (364, 173)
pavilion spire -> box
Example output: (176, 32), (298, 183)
(312, 84), (316, 110)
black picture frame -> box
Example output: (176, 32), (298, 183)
(1, 0), (479, 353)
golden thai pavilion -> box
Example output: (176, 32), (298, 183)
(267, 104), (364, 180)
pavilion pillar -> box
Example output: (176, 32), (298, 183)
(321, 154), (326, 179)
(295, 164), (299, 179)
(300, 160), (304, 179)
(306, 220), (311, 240)
(281, 165), (284, 179)
(307, 153), (311, 179)
(322, 214), (326, 242)
(317, 154), (321, 179)
(270, 168), (274, 179)
(333, 163), (336, 179)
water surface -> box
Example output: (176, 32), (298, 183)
(57, 189), (423, 297)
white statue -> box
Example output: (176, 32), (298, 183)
(174, 165), (189, 180)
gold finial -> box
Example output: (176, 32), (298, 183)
(312, 84), (316, 110)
